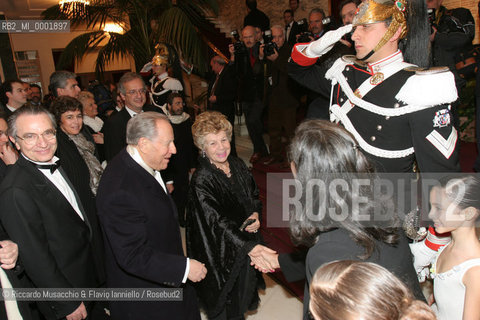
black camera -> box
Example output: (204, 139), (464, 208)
(297, 31), (314, 43)
(263, 30), (278, 56)
(297, 18), (309, 33)
(231, 30), (248, 55)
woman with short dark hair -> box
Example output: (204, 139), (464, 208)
(50, 96), (103, 196)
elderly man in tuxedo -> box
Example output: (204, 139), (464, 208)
(0, 105), (105, 320)
(96, 112), (207, 320)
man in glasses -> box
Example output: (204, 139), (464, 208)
(103, 72), (161, 161)
(0, 106), (106, 320)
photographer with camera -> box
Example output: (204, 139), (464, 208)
(297, 8), (329, 43)
(294, 8), (339, 120)
(427, 0), (475, 91)
(262, 26), (299, 166)
(229, 25), (269, 164)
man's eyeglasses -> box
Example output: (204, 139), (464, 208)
(126, 88), (147, 96)
(16, 129), (56, 145)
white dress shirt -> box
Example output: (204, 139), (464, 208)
(26, 155), (84, 220)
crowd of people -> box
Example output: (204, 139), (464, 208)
(0, 0), (479, 319)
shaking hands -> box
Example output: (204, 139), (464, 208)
(248, 245), (279, 273)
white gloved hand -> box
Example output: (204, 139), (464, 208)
(409, 226), (451, 282)
(305, 24), (353, 58)
(140, 61), (153, 73)
(410, 241), (436, 282)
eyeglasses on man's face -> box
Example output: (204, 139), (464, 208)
(16, 129), (57, 146)
(126, 88), (147, 96)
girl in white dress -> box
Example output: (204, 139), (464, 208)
(429, 175), (480, 320)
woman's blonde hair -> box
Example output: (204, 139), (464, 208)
(77, 90), (94, 105)
(191, 111), (232, 150)
(309, 260), (435, 320)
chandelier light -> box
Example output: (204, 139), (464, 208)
(59, 0), (90, 17)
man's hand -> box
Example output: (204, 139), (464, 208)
(266, 48), (279, 61)
(248, 245), (278, 272)
(259, 44), (265, 60)
(188, 259), (207, 282)
(92, 132), (104, 145)
(208, 95), (217, 103)
(0, 240), (18, 270)
(305, 24), (353, 57)
(0, 143), (18, 165)
(66, 302), (87, 320)
(166, 183), (174, 194)
(244, 212), (260, 233)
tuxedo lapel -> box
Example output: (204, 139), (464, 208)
(18, 157), (91, 234)
(57, 166), (93, 236)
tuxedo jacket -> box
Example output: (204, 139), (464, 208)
(103, 105), (160, 161)
(286, 21), (302, 46)
(96, 149), (200, 320)
(55, 129), (106, 283)
(0, 156), (102, 319)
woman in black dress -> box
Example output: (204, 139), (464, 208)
(186, 111), (272, 320)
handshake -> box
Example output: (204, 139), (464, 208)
(248, 245), (280, 273)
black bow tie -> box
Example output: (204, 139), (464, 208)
(33, 160), (61, 174)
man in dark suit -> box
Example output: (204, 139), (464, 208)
(208, 55), (238, 157)
(284, 9), (302, 46)
(103, 72), (160, 161)
(243, 0), (270, 31)
(230, 26), (269, 163)
(263, 25), (299, 165)
(0, 80), (28, 118)
(96, 112), (206, 320)
(0, 106), (105, 320)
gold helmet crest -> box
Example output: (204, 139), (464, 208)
(353, 0), (407, 57)
(151, 43), (170, 66)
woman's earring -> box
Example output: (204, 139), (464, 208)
(202, 150), (206, 158)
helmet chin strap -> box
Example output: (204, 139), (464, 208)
(359, 50), (375, 61)
(358, 24), (395, 62)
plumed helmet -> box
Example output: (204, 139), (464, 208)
(353, 0), (408, 58)
(152, 44), (169, 66)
